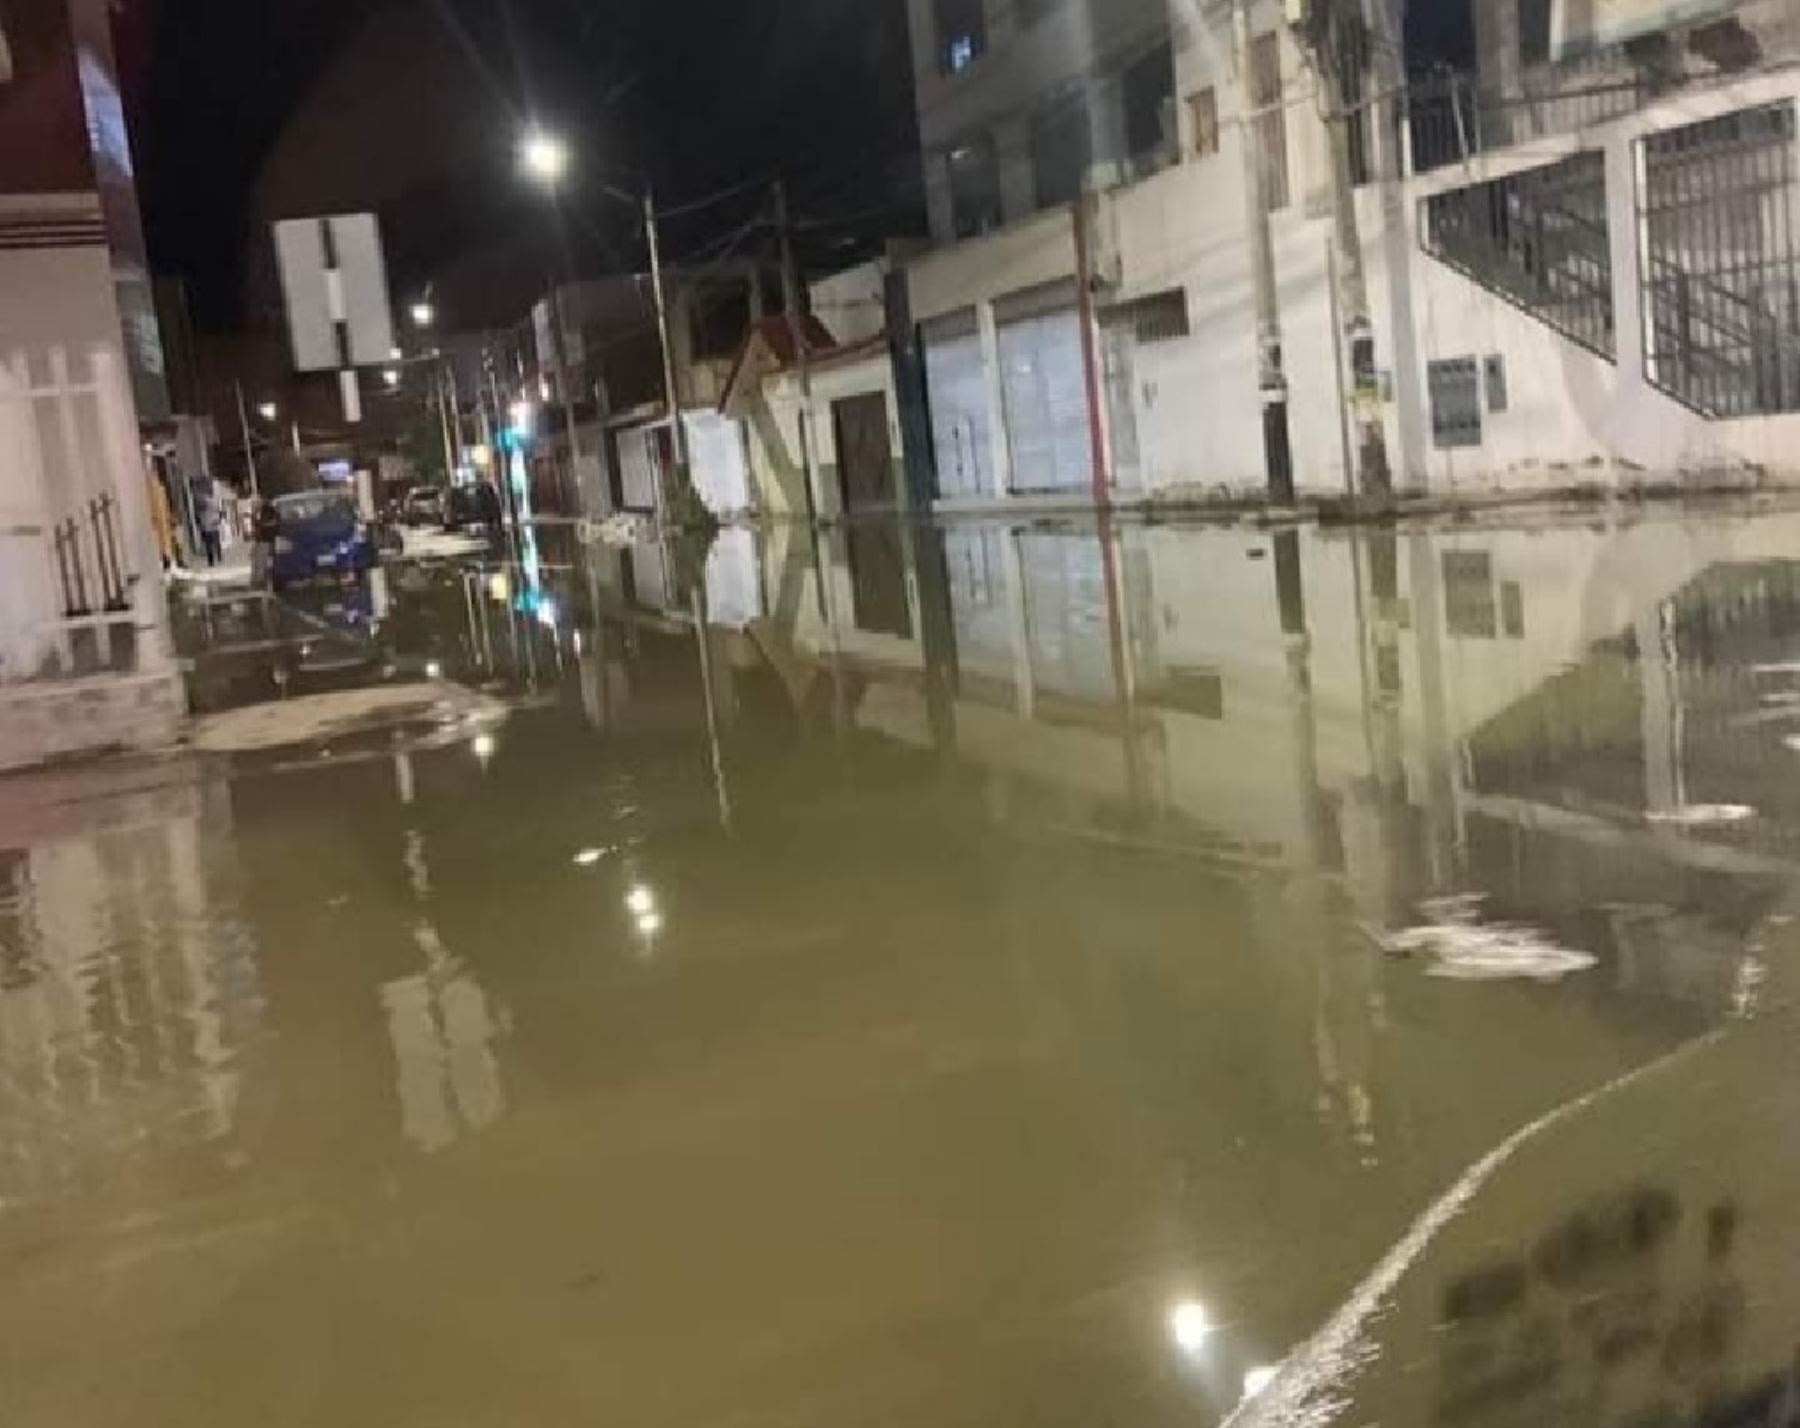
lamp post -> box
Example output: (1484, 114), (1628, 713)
(518, 126), (687, 516)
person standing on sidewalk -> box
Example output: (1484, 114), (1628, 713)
(250, 497), (281, 588)
(198, 500), (224, 566)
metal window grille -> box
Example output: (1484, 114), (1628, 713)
(1429, 358), (1484, 450)
(1423, 151), (1614, 358)
(1249, 33), (1289, 212)
(1485, 354), (1509, 412)
(1190, 88), (1220, 158)
(1124, 289), (1190, 344)
(1641, 101), (1800, 419)
(1443, 551), (1498, 638)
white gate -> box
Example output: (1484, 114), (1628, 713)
(0, 345), (164, 683)
(997, 281), (1092, 494)
(923, 310), (992, 498)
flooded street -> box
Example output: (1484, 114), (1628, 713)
(5, 507), (1800, 1427)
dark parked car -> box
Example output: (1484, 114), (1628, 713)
(400, 486), (448, 527)
(269, 491), (378, 590)
(444, 481), (504, 534)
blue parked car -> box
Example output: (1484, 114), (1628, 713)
(269, 491), (378, 590)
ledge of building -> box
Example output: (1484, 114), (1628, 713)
(0, 669), (188, 775)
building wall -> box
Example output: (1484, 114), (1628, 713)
(906, 0), (1173, 242)
(745, 351), (902, 520)
(898, 15), (1800, 505)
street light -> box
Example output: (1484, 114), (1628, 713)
(516, 127), (687, 510)
(257, 401), (278, 422)
(383, 368), (401, 389)
(520, 129), (569, 186)
(410, 300), (435, 329)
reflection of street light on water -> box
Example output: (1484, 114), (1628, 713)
(1168, 1301), (1214, 1355)
(1242, 1366), (1279, 1402)
(625, 884), (663, 940)
(471, 732), (497, 766)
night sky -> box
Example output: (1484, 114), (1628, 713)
(134, 0), (923, 332)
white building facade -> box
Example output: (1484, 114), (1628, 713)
(896, 0), (1800, 506)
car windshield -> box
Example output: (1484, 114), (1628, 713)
(275, 493), (354, 523)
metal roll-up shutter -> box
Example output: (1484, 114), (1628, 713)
(996, 280), (1091, 494)
(922, 308), (990, 499)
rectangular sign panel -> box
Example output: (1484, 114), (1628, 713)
(330, 212), (396, 369)
(274, 218), (336, 372)
(1552, 0), (1745, 59)
(273, 212), (396, 373)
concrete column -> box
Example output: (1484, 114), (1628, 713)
(925, 153), (956, 244)
(1605, 131), (1651, 449)
(1637, 600), (1682, 817)
(978, 300), (1013, 496)
(1002, 530), (1036, 718)
(996, 114), (1036, 225)
(1090, 76), (1129, 179)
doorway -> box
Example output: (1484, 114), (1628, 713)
(831, 392), (897, 514)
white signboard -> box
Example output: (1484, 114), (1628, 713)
(1552, 0), (1743, 59)
(274, 213), (397, 373)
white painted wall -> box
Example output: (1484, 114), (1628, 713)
(902, 39), (1800, 503)
(0, 197), (170, 683)
(810, 263), (889, 346)
(745, 351), (901, 521)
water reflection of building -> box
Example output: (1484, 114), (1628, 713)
(382, 920), (505, 1155)
(0, 762), (263, 1206)
(745, 512), (1800, 1031)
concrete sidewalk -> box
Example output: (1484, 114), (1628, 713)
(168, 544), (256, 592)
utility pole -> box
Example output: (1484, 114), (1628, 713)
(1303, 0), (1393, 503)
(435, 361), (458, 482)
(551, 289), (583, 512)
(1234, 0), (1296, 507)
(233, 379), (261, 500)
(1072, 192), (1112, 510)
(643, 186), (692, 511)
(773, 177), (822, 525)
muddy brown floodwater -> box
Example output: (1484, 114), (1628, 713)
(5, 508), (1800, 1428)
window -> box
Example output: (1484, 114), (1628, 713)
(1642, 103), (1800, 418)
(1423, 152), (1613, 358)
(1031, 98), (1091, 210)
(1123, 39), (1176, 171)
(1248, 32), (1289, 212)
(1429, 358), (1483, 450)
(934, 0), (986, 74)
(1189, 88), (1219, 158)
(1113, 289), (1189, 344)
(947, 136), (1002, 238)
(1443, 552), (1498, 639)
(1157, 669), (1225, 720)
(1483, 354), (1509, 413)
(1520, 0), (1553, 64)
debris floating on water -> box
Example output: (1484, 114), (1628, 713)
(1382, 895), (1598, 984)
(1645, 803), (1756, 827)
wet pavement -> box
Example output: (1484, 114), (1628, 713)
(5, 507), (1800, 1426)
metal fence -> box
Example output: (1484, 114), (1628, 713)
(1641, 100), (1800, 418)
(1404, 72), (1647, 176)
(1422, 150), (1616, 358)
(0, 347), (155, 684)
